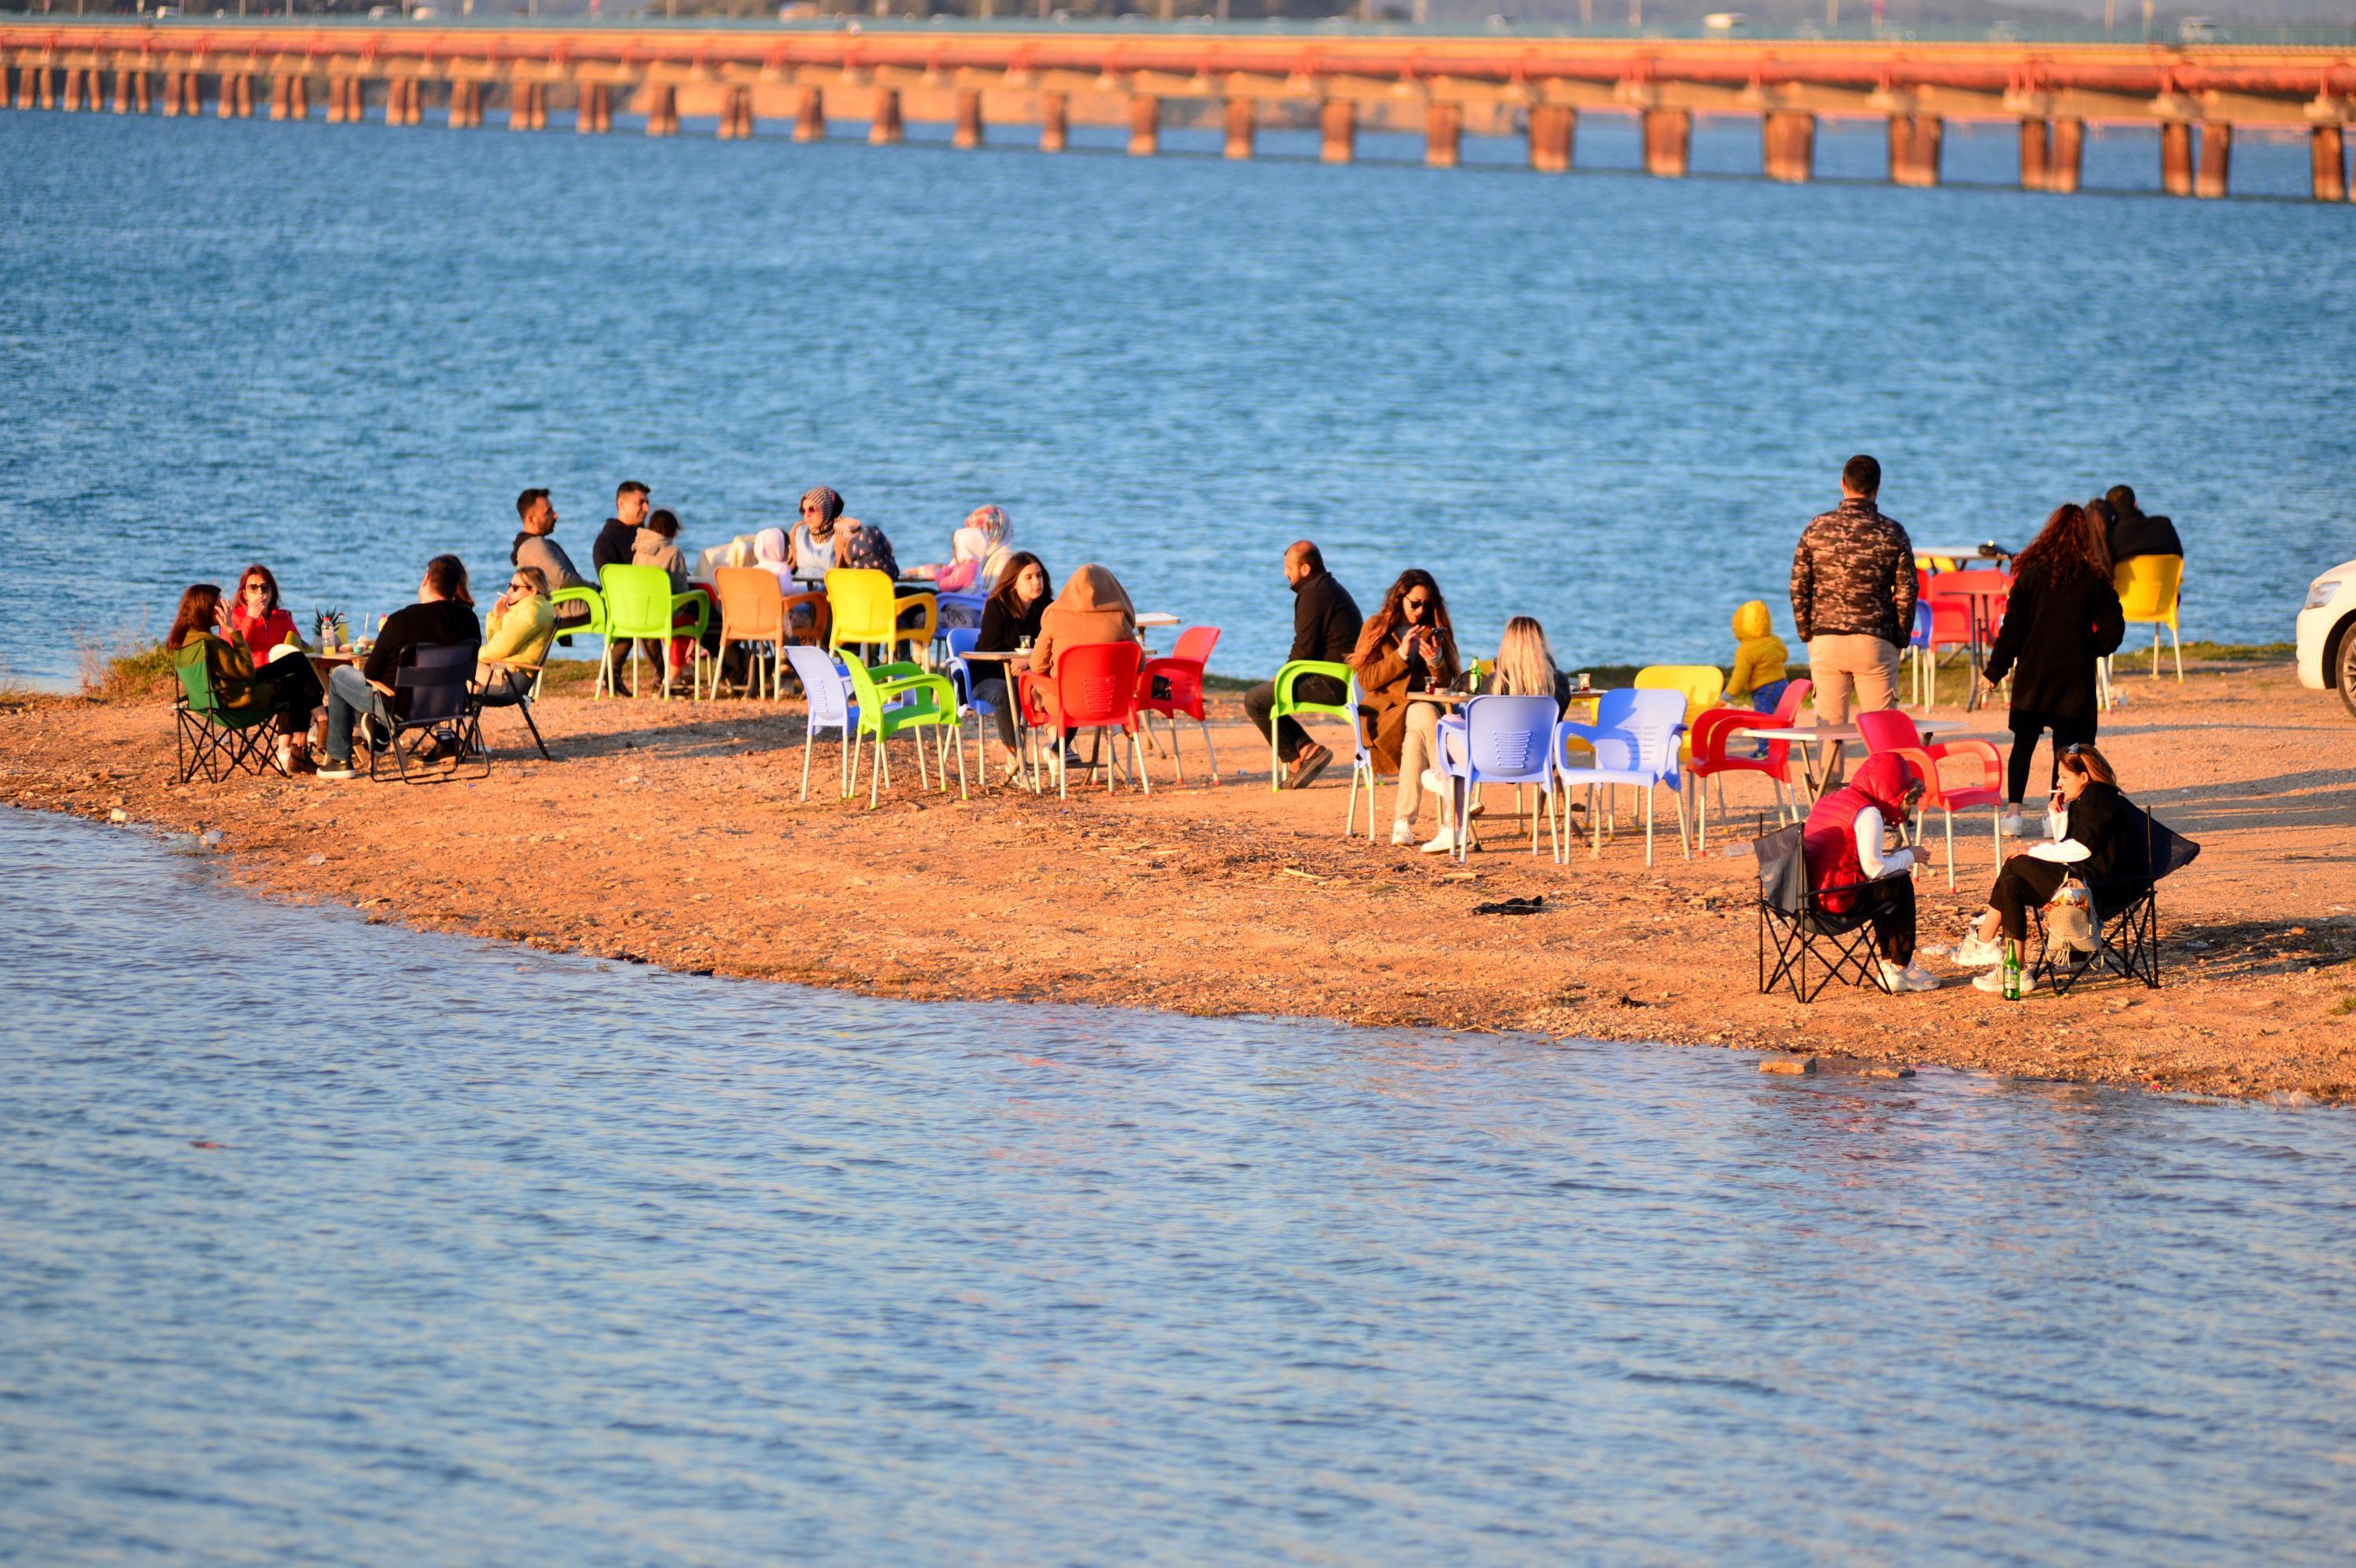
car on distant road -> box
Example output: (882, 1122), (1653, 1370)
(2178, 16), (2226, 42)
(2297, 557), (2356, 717)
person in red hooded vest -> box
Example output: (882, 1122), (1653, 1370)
(1801, 751), (1939, 992)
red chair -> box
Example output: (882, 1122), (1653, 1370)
(1136, 625), (1221, 784)
(1020, 641), (1150, 799)
(1925, 568), (2011, 708)
(1687, 678), (1813, 850)
(1913, 569), (1978, 709)
(1857, 708), (2006, 890)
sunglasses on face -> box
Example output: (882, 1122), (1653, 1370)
(509, 580), (534, 592)
(242, 584), (269, 595)
(1404, 597), (1430, 613)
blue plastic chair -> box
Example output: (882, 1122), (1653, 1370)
(936, 590), (988, 637)
(1905, 598), (1935, 710)
(783, 644), (858, 801)
(1436, 695), (1561, 862)
(942, 624), (1001, 784)
(1554, 689), (1691, 866)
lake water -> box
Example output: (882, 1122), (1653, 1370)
(3, 804), (2354, 1562)
(2, 108), (2352, 686)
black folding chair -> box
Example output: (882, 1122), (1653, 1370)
(369, 643), (489, 784)
(2034, 812), (2201, 996)
(1755, 823), (1898, 1003)
(472, 656), (551, 761)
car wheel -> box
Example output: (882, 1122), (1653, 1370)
(2340, 622), (2356, 719)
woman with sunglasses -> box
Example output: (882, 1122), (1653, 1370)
(1949, 743), (2148, 993)
(787, 487), (845, 589)
(1348, 569), (1462, 850)
(477, 565), (557, 698)
(228, 564), (301, 656)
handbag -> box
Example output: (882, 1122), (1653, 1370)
(2047, 875), (2098, 955)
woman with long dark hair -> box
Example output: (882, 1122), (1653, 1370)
(1348, 568), (1463, 850)
(970, 550), (1052, 782)
(1948, 743), (2149, 993)
(166, 581), (324, 773)
(1981, 503), (2125, 834)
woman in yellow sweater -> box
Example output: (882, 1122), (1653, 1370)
(476, 565), (557, 699)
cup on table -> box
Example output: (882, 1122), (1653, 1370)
(1575, 672), (1592, 692)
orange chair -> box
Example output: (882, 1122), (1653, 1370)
(1136, 625), (1221, 784)
(1686, 678), (1813, 848)
(702, 567), (788, 700)
(1019, 641), (1150, 799)
(1857, 708), (2006, 890)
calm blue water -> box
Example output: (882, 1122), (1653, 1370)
(3, 804), (2354, 1562)
(2, 109), (2351, 685)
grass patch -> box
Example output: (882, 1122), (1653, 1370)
(2333, 994), (2356, 1018)
(79, 636), (177, 705)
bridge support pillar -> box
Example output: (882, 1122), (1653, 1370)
(720, 85), (755, 140)
(1224, 96), (1254, 160)
(279, 74), (298, 121)
(1320, 99), (1355, 164)
(446, 79), (470, 126)
(645, 82), (677, 137)
(2311, 125), (2347, 202)
(324, 75), (347, 124)
(1425, 101), (1461, 168)
(2050, 117), (2083, 192)
(113, 68), (133, 114)
(165, 71), (188, 118)
(386, 79), (411, 126)
(2159, 120), (2193, 195)
(38, 67), (56, 111)
(14, 68), (35, 111)
(2195, 122), (2230, 198)
(1129, 93), (1159, 156)
(1642, 108), (1690, 177)
(953, 87), (982, 149)
(1527, 104), (1574, 172)
(236, 73), (256, 118)
(1039, 90), (1067, 152)
(2018, 118), (2050, 190)
(64, 68), (86, 112)
(869, 87), (902, 144)
(794, 85), (825, 141)
(575, 82), (604, 133)
(1889, 113), (1941, 187)
(1763, 110), (1814, 182)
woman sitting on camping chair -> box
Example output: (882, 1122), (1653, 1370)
(1802, 751), (1940, 995)
(1948, 743), (2149, 995)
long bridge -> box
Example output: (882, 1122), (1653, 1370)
(6, 22), (2354, 201)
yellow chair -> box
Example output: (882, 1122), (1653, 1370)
(825, 568), (929, 665)
(1634, 664), (1727, 763)
(2114, 554), (2183, 683)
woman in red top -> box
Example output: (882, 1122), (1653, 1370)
(229, 564), (300, 655)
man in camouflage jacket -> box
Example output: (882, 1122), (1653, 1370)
(1791, 455), (1916, 787)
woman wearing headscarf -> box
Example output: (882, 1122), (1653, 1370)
(1802, 751), (1938, 993)
(833, 516), (900, 579)
(751, 528), (796, 591)
(931, 505), (1013, 593)
(787, 487), (843, 588)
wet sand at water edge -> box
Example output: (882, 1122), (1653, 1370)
(6, 652), (2354, 1104)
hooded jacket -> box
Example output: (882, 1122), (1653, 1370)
(633, 526), (689, 594)
(1727, 601), (1790, 700)
(1803, 752), (1915, 914)
(1030, 565), (1136, 677)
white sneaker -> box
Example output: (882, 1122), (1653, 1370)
(1881, 960), (1940, 993)
(1419, 829), (1459, 855)
(1421, 768), (1446, 797)
(1973, 967), (2039, 995)
(1390, 821), (1414, 846)
(1999, 809), (2025, 837)
(1951, 933), (2005, 969)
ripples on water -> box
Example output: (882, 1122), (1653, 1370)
(1, 806), (2352, 1561)
(2, 113), (2352, 685)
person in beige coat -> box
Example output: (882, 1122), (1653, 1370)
(1349, 568), (1463, 851)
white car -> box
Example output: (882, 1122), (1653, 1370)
(2297, 557), (2356, 717)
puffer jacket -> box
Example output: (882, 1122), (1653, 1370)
(1790, 498), (1917, 646)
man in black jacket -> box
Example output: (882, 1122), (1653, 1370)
(2104, 484), (2184, 565)
(316, 554), (484, 779)
(591, 480), (651, 575)
(1245, 541), (1363, 790)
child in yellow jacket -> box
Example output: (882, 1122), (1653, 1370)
(1727, 600), (1790, 714)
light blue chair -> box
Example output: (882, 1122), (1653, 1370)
(1436, 695), (1562, 862)
(1555, 689), (1691, 866)
(784, 644), (858, 802)
(942, 624), (1000, 784)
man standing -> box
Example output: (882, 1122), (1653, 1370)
(592, 481), (650, 576)
(1791, 455), (1916, 788)
(1245, 540), (1363, 790)
(511, 488), (590, 630)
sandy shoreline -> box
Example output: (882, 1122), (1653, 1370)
(7, 653), (2355, 1102)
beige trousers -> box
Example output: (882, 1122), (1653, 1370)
(1805, 634), (1903, 788)
(1392, 702), (1457, 832)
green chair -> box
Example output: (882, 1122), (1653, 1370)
(170, 643), (284, 783)
(840, 652), (968, 808)
(1268, 659), (1356, 792)
(596, 564), (710, 700)
(548, 582), (610, 694)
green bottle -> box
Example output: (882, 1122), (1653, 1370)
(2002, 940), (2022, 1001)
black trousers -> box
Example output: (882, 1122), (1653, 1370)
(1852, 875), (1917, 965)
(1245, 673), (1345, 762)
(249, 656), (324, 731)
(1989, 855), (2071, 943)
(2007, 709), (2098, 803)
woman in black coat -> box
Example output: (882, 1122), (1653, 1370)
(1981, 503), (2125, 826)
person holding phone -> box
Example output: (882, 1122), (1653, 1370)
(1948, 743), (2149, 993)
(1348, 569), (1462, 850)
